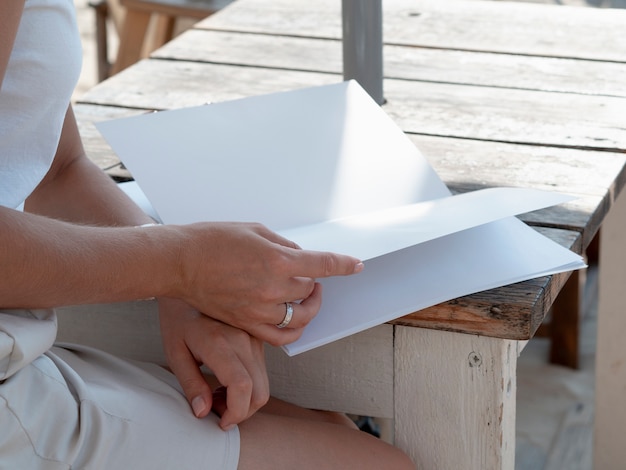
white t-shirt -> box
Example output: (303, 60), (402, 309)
(0, 0), (82, 209)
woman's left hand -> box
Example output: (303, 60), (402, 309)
(157, 297), (270, 430)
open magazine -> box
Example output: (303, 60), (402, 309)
(97, 81), (586, 355)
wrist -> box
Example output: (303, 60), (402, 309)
(140, 223), (189, 301)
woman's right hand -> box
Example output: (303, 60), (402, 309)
(166, 221), (363, 346)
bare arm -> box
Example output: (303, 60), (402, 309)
(1, 105), (362, 425)
(2, 5), (360, 425)
(2, 106), (363, 344)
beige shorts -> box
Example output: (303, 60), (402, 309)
(0, 309), (240, 469)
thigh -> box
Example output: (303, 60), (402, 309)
(237, 411), (414, 470)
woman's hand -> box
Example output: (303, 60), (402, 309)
(170, 222), (363, 346)
(158, 297), (270, 430)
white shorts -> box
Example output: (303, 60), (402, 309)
(0, 309), (240, 469)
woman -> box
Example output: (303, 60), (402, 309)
(0, 0), (414, 468)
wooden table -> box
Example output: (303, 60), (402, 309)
(71, 0), (626, 468)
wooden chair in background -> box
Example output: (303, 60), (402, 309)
(89, 0), (234, 81)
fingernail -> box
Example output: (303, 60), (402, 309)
(354, 262), (364, 273)
(192, 396), (206, 417)
(221, 422), (236, 432)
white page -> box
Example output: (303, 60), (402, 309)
(96, 81), (451, 231)
(97, 80), (586, 355)
(278, 187), (575, 260)
(285, 216), (585, 355)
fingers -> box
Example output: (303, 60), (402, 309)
(250, 223), (301, 250)
(286, 248), (364, 279)
(169, 347), (215, 419)
(250, 221), (363, 278)
(158, 299), (215, 418)
(208, 334), (269, 429)
(276, 283), (321, 330)
(249, 283), (323, 347)
(158, 298), (270, 428)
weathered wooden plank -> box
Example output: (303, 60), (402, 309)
(200, 0), (626, 62)
(154, 29), (626, 98)
(264, 325), (394, 418)
(79, 59), (626, 152)
(394, 327), (519, 468)
(595, 189), (626, 469)
(76, 98), (626, 247)
(56, 300), (166, 365)
(80, 59), (337, 109)
(383, 78), (626, 152)
(78, 94), (626, 203)
(411, 134), (626, 248)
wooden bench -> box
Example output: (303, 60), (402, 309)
(69, 0), (626, 468)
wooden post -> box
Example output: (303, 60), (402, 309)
(394, 326), (520, 469)
(341, 0), (384, 104)
(595, 188), (626, 469)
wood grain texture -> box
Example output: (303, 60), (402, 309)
(78, 96), (626, 249)
(394, 326), (520, 469)
(154, 29), (626, 98)
(200, 0), (626, 62)
(80, 58), (626, 153)
(264, 325), (394, 418)
(594, 189), (626, 469)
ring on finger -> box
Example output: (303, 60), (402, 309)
(276, 302), (294, 329)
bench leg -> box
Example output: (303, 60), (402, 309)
(111, 9), (152, 75)
(394, 326), (519, 469)
(144, 14), (176, 54)
(549, 271), (580, 369)
(595, 189), (626, 469)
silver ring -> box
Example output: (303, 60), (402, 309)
(276, 302), (294, 329)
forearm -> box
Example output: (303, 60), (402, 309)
(9, 109), (363, 345)
(0, 207), (181, 309)
(26, 154), (152, 226)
